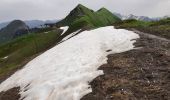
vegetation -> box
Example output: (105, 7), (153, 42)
(0, 29), (62, 77)
(0, 4), (121, 78)
(114, 18), (170, 39)
(57, 4), (121, 33)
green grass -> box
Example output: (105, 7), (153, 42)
(114, 18), (170, 39)
(0, 29), (62, 76)
(114, 19), (151, 28)
(57, 4), (121, 33)
(96, 8), (121, 26)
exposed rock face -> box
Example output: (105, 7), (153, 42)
(0, 20), (29, 44)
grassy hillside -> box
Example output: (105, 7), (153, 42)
(96, 8), (121, 25)
(114, 18), (170, 39)
(57, 4), (121, 33)
(0, 28), (62, 77)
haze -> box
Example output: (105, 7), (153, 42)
(0, 0), (170, 22)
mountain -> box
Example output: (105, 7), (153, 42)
(24, 20), (45, 28)
(163, 15), (170, 19)
(0, 20), (59, 30)
(25, 20), (59, 28)
(0, 20), (29, 44)
(123, 14), (151, 21)
(56, 4), (121, 33)
(114, 13), (154, 21)
(114, 13), (170, 22)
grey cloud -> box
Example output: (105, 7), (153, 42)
(0, 0), (169, 22)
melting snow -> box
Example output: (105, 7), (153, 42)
(2, 56), (8, 59)
(62, 29), (81, 41)
(60, 26), (69, 35)
(0, 26), (139, 100)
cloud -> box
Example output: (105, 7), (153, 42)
(0, 0), (169, 22)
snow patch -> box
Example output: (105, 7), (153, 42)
(0, 26), (139, 100)
(62, 29), (81, 41)
(1, 56), (8, 60)
(60, 26), (69, 35)
(44, 31), (50, 34)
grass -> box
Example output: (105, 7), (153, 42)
(57, 4), (121, 33)
(0, 29), (62, 77)
(114, 18), (170, 39)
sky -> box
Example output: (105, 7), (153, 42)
(0, 0), (170, 22)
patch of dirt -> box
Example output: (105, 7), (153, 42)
(81, 33), (170, 100)
(0, 87), (20, 100)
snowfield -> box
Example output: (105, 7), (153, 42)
(0, 26), (139, 100)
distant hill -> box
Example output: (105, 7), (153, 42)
(25, 20), (59, 28)
(114, 13), (155, 21)
(0, 20), (59, 30)
(0, 20), (29, 44)
(0, 22), (10, 30)
(56, 4), (121, 33)
(114, 13), (170, 22)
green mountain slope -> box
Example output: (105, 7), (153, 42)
(0, 28), (62, 77)
(96, 8), (121, 25)
(56, 4), (121, 33)
(0, 4), (121, 80)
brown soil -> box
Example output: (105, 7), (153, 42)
(0, 31), (170, 100)
(81, 32), (170, 100)
(0, 87), (20, 100)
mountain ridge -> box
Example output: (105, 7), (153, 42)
(56, 4), (121, 33)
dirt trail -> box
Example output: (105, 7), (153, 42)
(132, 29), (170, 42)
(81, 30), (170, 100)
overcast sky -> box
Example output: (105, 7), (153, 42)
(0, 0), (170, 22)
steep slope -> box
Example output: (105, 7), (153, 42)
(25, 20), (59, 28)
(0, 26), (139, 100)
(0, 27), (63, 80)
(96, 8), (121, 25)
(57, 4), (94, 26)
(56, 4), (121, 33)
(0, 20), (29, 44)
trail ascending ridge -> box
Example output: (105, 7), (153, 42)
(0, 26), (139, 100)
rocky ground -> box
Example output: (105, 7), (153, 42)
(0, 30), (170, 100)
(81, 30), (170, 100)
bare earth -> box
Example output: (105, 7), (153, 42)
(0, 30), (170, 100)
(81, 30), (170, 100)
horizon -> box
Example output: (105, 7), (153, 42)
(0, 0), (170, 23)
